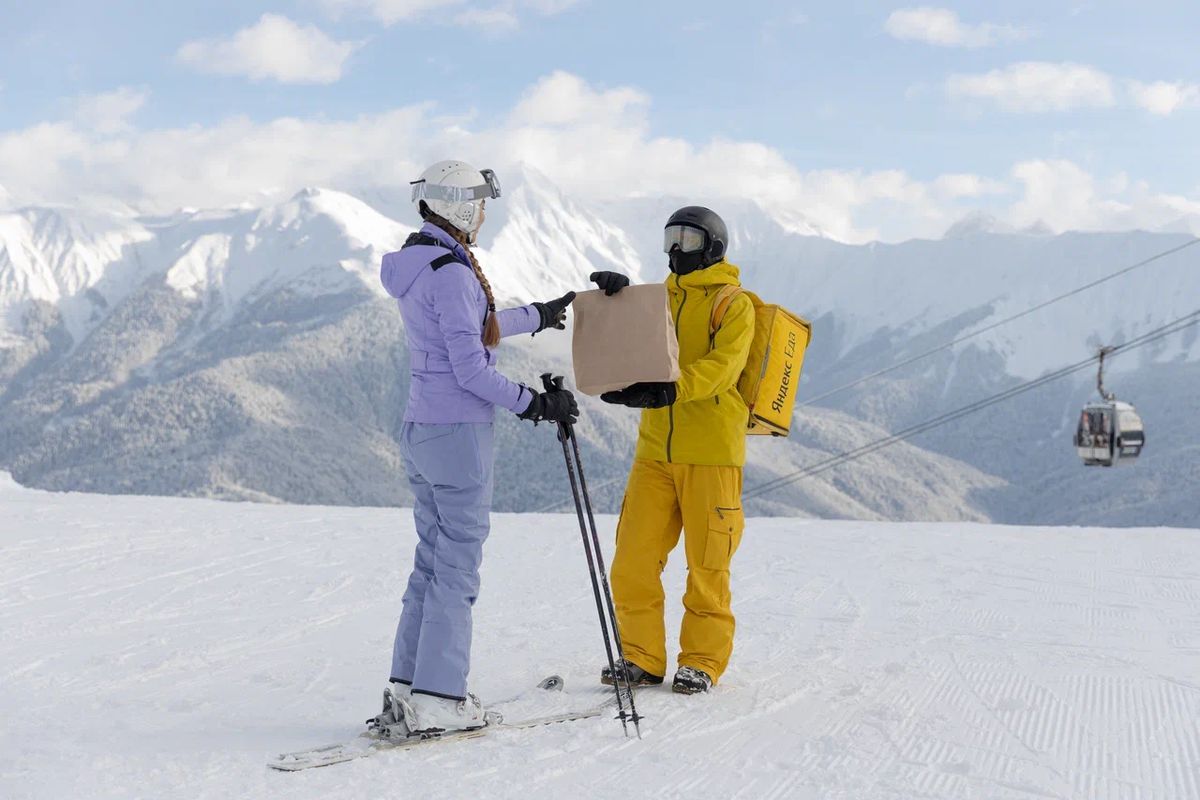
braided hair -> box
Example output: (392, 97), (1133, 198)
(421, 206), (502, 349)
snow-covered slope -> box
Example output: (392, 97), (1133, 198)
(2, 479), (1198, 799)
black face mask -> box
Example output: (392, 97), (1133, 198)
(668, 248), (706, 275)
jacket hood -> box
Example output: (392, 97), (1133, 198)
(380, 222), (470, 299)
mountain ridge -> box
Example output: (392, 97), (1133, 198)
(1, 170), (1196, 525)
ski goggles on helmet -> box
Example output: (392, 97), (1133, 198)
(410, 168), (502, 204)
(663, 223), (707, 254)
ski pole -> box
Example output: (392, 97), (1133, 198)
(541, 374), (640, 738)
(555, 416), (633, 736)
(565, 409), (642, 738)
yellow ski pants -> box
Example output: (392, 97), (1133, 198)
(611, 459), (745, 683)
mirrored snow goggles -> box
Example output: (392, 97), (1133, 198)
(663, 224), (707, 254)
(410, 168), (502, 204)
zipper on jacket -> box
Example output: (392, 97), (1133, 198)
(666, 405), (676, 462)
(706, 285), (722, 402)
(672, 272), (688, 330)
(667, 274), (687, 463)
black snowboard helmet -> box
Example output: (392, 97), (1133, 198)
(664, 206), (728, 275)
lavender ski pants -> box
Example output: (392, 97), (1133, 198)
(391, 422), (494, 700)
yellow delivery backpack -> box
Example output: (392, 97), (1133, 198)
(710, 286), (812, 437)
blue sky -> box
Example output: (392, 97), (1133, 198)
(1, 1), (1197, 241)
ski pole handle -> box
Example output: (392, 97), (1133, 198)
(540, 373), (573, 442)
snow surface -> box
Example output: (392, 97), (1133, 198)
(2, 477), (1199, 799)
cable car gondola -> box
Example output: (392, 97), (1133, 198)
(1074, 347), (1145, 467)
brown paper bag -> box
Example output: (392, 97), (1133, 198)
(571, 284), (680, 396)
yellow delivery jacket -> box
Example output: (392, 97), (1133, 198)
(633, 261), (755, 467)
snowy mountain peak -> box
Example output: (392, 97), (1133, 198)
(763, 206), (826, 238)
(0, 205), (154, 340)
(163, 188), (409, 309)
(1, 188), (414, 341)
(261, 187), (408, 244)
(1022, 220), (1057, 237)
(944, 211), (1016, 239)
(479, 168), (651, 301)
(5, 173), (1199, 382)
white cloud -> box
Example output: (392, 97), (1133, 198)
(946, 61), (1116, 112)
(947, 63), (1200, 117)
(1129, 80), (1200, 116)
(321, 0), (461, 24)
(885, 7), (1032, 48)
(3, 73), (1199, 243)
(1008, 159), (1200, 233)
(454, 6), (520, 34)
(0, 74), (949, 242)
(322, 0), (578, 29)
(508, 72), (649, 127)
(75, 87), (148, 135)
(177, 14), (359, 85)
(933, 173), (1008, 199)
(1009, 159), (1107, 229)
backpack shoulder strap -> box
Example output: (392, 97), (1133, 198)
(710, 285), (746, 336)
(428, 253), (461, 271)
(402, 231), (442, 249)
(402, 231), (465, 271)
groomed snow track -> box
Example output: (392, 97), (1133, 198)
(2, 477), (1198, 799)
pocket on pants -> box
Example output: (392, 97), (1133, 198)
(408, 423), (458, 447)
(703, 507), (743, 571)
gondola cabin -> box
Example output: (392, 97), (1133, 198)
(1074, 400), (1145, 467)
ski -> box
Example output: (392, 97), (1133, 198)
(267, 676), (612, 771)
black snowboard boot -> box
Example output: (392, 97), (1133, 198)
(600, 658), (664, 687)
(672, 666), (712, 695)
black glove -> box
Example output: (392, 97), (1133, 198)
(601, 382), (677, 409)
(532, 291), (576, 334)
(518, 387), (580, 425)
(590, 271), (630, 296)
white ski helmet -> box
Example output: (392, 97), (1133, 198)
(410, 160), (501, 243)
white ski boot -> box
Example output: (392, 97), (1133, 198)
(400, 691), (487, 735)
(366, 682), (411, 738)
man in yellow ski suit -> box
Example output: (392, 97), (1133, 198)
(592, 206), (754, 694)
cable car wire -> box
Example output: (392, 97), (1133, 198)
(799, 238), (1200, 408)
(742, 309), (1200, 501)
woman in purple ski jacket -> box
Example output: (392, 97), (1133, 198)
(369, 160), (578, 736)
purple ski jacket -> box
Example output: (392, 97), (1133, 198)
(381, 222), (539, 423)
